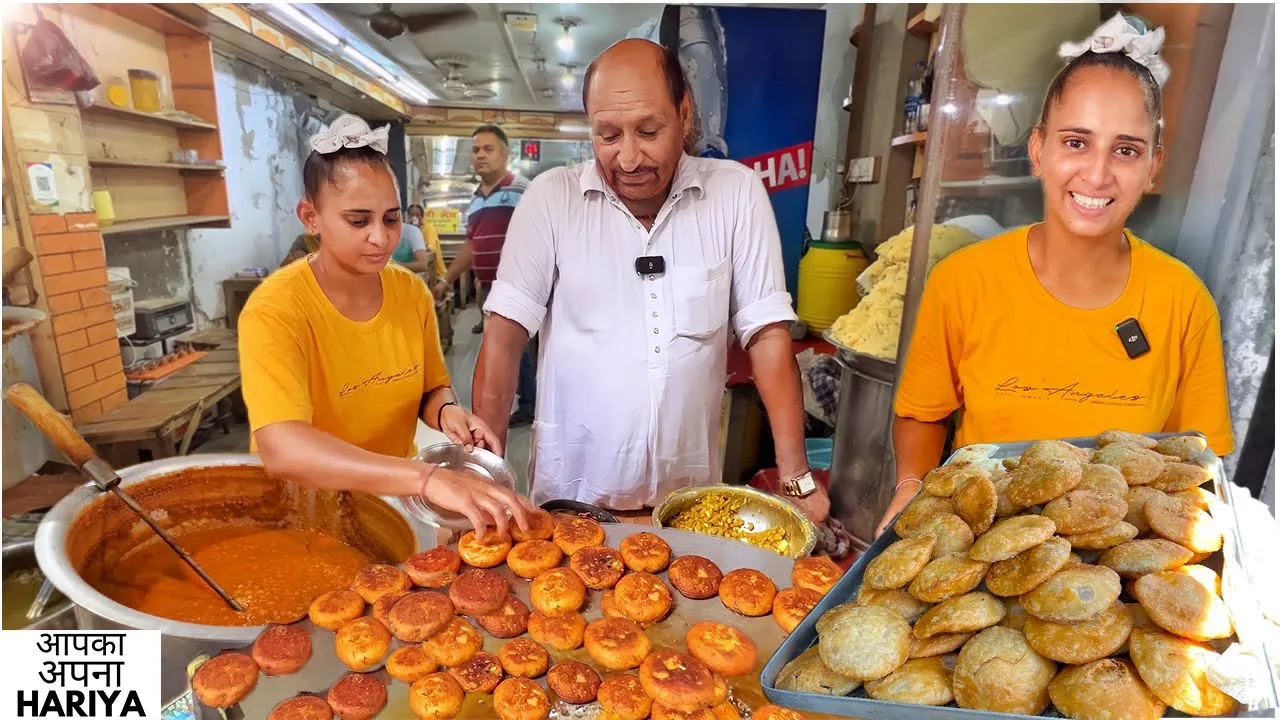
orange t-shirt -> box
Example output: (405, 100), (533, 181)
(239, 260), (451, 458)
(895, 225), (1234, 455)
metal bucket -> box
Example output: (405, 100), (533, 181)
(823, 332), (898, 549)
(33, 454), (435, 703)
(3, 307), (53, 488)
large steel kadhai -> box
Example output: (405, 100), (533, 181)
(195, 524), (842, 719)
(5, 383), (243, 612)
(34, 454), (433, 705)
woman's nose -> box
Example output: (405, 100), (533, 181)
(370, 222), (395, 249)
(1082, 149), (1113, 186)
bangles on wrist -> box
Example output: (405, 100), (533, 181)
(895, 477), (922, 493)
(419, 464), (438, 497)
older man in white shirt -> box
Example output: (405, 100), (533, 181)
(473, 39), (829, 522)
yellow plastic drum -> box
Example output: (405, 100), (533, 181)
(797, 241), (869, 333)
(127, 69), (161, 113)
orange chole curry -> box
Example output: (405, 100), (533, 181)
(92, 526), (370, 626)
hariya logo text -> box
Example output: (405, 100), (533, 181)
(19, 689), (145, 717)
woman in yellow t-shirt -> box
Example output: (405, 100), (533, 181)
(407, 204), (448, 279)
(876, 17), (1233, 536)
(239, 115), (533, 537)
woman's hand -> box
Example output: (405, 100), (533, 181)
(439, 404), (503, 456)
(423, 465), (535, 539)
(874, 480), (921, 539)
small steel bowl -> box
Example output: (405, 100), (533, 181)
(3, 539), (75, 630)
(652, 485), (818, 560)
(401, 443), (523, 530)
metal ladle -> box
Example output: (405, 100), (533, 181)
(5, 383), (244, 613)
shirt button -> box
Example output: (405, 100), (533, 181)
(648, 275), (655, 281)
(651, 311), (657, 317)
(653, 328), (659, 334)
(654, 346), (660, 353)
(650, 293), (656, 299)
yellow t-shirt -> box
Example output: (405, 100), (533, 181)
(896, 225), (1234, 455)
(239, 259), (452, 458)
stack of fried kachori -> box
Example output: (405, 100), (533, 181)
(237, 504), (854, 720)
(793, 431), (1238, 718)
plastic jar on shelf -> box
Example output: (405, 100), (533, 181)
(127, 69), (162, 113)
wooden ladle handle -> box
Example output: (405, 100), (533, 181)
(2, 246), (34, 286)
(5, 383), (97, 466)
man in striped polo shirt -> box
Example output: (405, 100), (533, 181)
(436, 125), (529, 331)
(435, 125), (536, 423)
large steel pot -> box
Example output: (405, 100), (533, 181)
(33, 453), (435, 704)
(823, 331), (899, 550)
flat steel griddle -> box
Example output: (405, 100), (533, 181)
(197, 523), (812, 719)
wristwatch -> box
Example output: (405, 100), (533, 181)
(780, 471), (817, 498)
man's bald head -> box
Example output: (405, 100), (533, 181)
(581, 38), (687, 114)
(579, 39), (691, 212)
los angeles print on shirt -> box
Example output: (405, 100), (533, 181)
(994, 376), (1147, 408)
(338, 364), (422, 399)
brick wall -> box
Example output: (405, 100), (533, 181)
(31, 212), (127, 425)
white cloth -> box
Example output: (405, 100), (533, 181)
(309, 114), (390, 155)
(484, 155), (797, 510)
(1059, 12), (1170, 87)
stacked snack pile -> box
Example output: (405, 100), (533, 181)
(829, 222), (980, 360)
(780, 430), (1242, 718)
(186, 509), (848, 720)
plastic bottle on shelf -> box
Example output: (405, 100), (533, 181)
(903, 61), (927, 134)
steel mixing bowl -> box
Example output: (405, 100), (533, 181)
(653, 485), (818, 559)
(401, 443), (523, 530)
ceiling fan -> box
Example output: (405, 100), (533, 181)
(433, 57), (502, 101)
(354, 4), (476, 40)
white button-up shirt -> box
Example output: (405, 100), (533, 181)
(484, 154), (797, 510)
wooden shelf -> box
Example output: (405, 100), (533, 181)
(88, 157), (224, 173)
(81, 102), (216, 131)
(908, 11), (937, 36)
(100, 215), (230, 235)
(94, 3), (205, 36)
(891, 131), (928, 147)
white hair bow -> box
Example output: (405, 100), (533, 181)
(1059, 12), (1170, 88)
(309, 114), (390, 155)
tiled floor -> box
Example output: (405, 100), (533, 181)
(195, 306), (534, 486)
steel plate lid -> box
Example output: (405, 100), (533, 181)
(401, 442), (520, 530)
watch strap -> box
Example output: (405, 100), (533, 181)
(782, 471), (816, 498)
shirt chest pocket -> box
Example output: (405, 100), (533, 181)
(670, 257), (731, 339)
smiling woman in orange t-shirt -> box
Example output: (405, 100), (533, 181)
(877, 18), (1233, 536)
